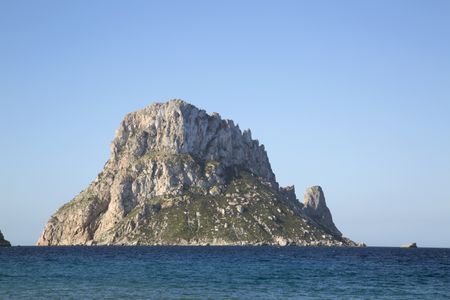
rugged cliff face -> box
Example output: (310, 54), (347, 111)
(0, 230), (11, 247)
(38, 100), (355, 246)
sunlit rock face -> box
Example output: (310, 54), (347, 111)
(37, 100), (355, 247)
(302, 186), (342, 237)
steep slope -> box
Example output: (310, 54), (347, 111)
(38, 100), (356, 246)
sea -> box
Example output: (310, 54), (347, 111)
(0, 246), (449, 299)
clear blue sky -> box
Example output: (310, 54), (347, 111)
(1, 0), (449, 247)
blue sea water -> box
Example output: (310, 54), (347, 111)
(0, 246), (449, 299)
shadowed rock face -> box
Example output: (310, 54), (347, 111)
(0, 230), (11, 247)
(302, 186), (342, 237)
(37, 100), (355, 246)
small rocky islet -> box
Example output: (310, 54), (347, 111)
(38, 100), (359, 247)
(0, 230), (11, 247)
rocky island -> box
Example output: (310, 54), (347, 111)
(0, 230), (11, 247)
(38, 100), (357, 246)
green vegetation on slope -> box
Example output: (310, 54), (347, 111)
(105, 171), (339, 246)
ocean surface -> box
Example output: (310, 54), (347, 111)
(0, 246), (449, 299)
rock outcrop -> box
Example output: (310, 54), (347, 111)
(0, 230), (11, 247)
(37, 99), (356, 246)
(401, 242), (417, 248)
(302, 186), (342, 237)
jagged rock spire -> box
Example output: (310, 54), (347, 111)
(303, 186), (342, 237)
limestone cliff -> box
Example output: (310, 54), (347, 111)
(0, 230), (11, 247)
(38, 99), (356, 246)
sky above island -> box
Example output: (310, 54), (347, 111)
(1, 0), (449, 247)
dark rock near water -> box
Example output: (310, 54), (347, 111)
(0, 230), (11, 247)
